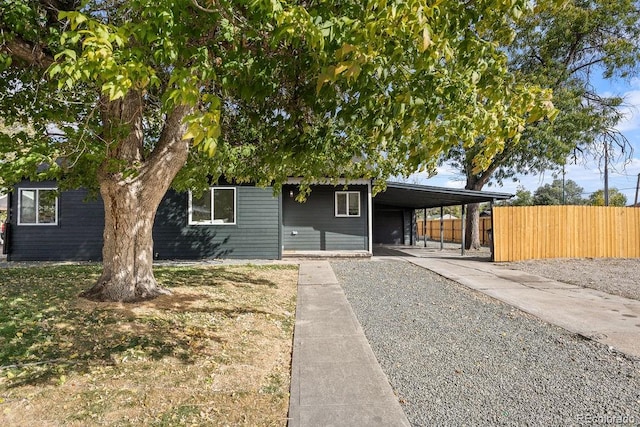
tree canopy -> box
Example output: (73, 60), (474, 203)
(588, 188), (627, 207)
(441, 0), (640, 248)
(506, 185), (533, 206)
(1, 0), (556, 301)
(532, 179), (585, 205)
(458, 0), (639, 188)
(1, 0), (555, 194)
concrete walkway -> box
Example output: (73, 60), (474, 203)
(405, 255), (640, 358)
(287, 261), (410, 427)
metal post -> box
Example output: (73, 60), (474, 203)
(489, 200), (495, 262)
(461, 204), (466, 256)
(439, 206), (444, 250)
(604, 140), (610, 206)
(562, 164), (566, 205)
(423, 208), (427, 247)
(634, 173), (640, 206)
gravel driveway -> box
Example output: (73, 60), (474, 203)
(332, 259), (640, 426)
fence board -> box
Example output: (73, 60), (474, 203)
(492, 206), (640, 261)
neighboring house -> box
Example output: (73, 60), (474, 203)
(2, 180), (511, 261)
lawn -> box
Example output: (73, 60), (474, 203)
(0, 263), (298, 426)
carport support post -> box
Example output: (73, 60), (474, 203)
(423, 208), (427, 247)
(461, 204), (466, 256)
(439, 206), (444, 250)
(490, 200), (495, 262)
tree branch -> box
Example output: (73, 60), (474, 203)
(2, 38), (55, 68)
(142, 104), (193, 189)
(568, 57), (606, 76)
(190, 0), (246, 26)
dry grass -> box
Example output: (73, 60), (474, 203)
(0, 264), (298, 426)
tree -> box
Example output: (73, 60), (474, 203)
(532, 179), (585, 205)
(508, 186), (533, 206)
(588, 189), (627, 207)
(442, 0), (640, 249)
(1, 0), (553, 301)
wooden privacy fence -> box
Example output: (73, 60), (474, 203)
(492, 206), (640, 262)
(417, 217), (493, 246)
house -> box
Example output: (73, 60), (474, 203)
(2, 180), (511, 261)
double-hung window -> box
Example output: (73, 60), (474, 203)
(335, 191), (360, 217)
(189, 187), (236, 225)
(18, 188), (58, 225)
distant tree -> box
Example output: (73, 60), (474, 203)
(509, 186), (533, 206)
(428, 206), (462, 219)
(588, 189), (627, 207)
(533, 179), (585, 205)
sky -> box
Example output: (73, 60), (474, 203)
(415, 76), (640, 205)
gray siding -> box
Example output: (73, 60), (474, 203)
(153, 186), (280, 260)
(8, 182), (104, 261)
(282, 184), (368, 251)
(8, 182), (280, 261)
(373, 205), (404, 244)
(372, 204), (413, 245)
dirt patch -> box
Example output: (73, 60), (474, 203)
(0, 264), (298, 426)
(499, 258), (640, 301)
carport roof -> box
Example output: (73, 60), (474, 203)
(374, 181), (513, 209)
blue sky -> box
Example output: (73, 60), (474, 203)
(416, 76), (640, 205)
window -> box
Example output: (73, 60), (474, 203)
(18, 188), (58, 225)
(335, 191), (360, 217)
(189, 187), (236, 225)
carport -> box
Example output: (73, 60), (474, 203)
(372, 182), (513, 253)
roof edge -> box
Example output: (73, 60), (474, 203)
(384, 181), (513, 200)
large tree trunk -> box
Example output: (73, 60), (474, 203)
(80, 177), (170, 301)
(80, 92), (192, 302)
(464, 170), (493, 251)
(464, 203), (482, 250)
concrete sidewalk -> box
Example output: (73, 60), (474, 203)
(287, 261), (410, 427)
(406, 256), (640, 358)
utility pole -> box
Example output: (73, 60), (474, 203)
(562, 163), (566, 205)
(604, 140), (609, 206)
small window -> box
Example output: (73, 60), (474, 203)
(335, 191), (360, 217)
(189, 187), (236, 225)
(18, 188), (58, 225)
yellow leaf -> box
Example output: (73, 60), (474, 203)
(334, 63), (349, 76)
(421, 26), (432, 52)
(336, 44), (355, 60)
(316, 72), (332, 94)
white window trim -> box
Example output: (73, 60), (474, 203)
(188, 187), (237, 225)
(335, 191), (361, 217)
(17, 188), (59, 226)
